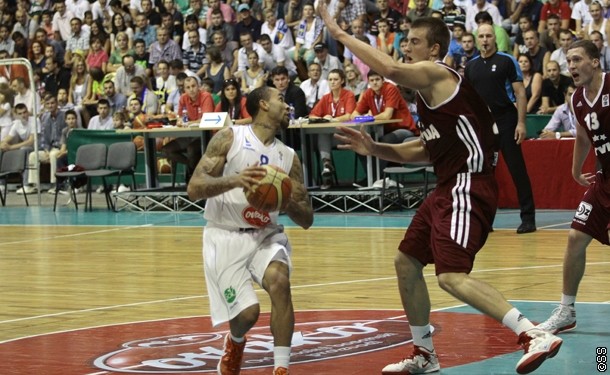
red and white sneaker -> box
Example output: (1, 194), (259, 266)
(516, 328), (562, 374)
(381, 346), (440, 374)
(273, 367), (289, 375)
(537, 304), (577, 334)
(217, 334), (246, 375)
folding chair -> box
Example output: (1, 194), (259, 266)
(86, 142), (137, 211)
(380, 165), (434, 214)
(0, 149), (30, 207)
(53, 143), (107, 211)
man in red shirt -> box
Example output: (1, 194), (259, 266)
(164, 77), (215, 184)
(538, 0), (571, 33)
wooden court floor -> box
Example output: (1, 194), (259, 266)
(0, 211), (609, 374)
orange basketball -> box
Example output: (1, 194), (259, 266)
(157, 158), (172, 174)
(132, 113), (148, 129)
(245, 165), (292, 212)
(133, 136), (144, 151)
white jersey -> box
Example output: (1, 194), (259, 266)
(204, 125), (295, 228)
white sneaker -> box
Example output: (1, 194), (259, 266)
(117, 184), (131, 193)
(382, 346), (440, 374)
(537, 304), (576, 334)
(16, 185), (36, 194)
(516, 328), (562, 374)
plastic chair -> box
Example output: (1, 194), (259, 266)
(0, 149), (30, 207)
(53, 143), (107, 211)
(85, 142), (137, 211)
(380, 165), (435, 214)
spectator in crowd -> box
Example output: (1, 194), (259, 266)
(271, 66), (307, 120)
(300, 62), (330, 112)
(11, 77), (41, 115)
(392, 17), (411, 61)
(370, 0), (401, 35)
(571, 0), (593, 38)
(538, 60), (573, 114)
(0, 103), (35, 153)
(114, 54), (147, 96)
(518, 53), (543, 114)
(524, 29), (551, 75)
(313, 42), (343, 80)
(206, 0), (235, 27)
(589, 30), (610, 72)
(444, 20), (466, 69)
(49, 108), (78, 195)
(376, 18), (396, 56)
(64, 17), (89, 68)
(309, 68), (356, 189)
(340, 0), (367, 26)
(17, 94), (66, 195)
(102, 80), (127, 114)
(440, 0), (466, 31)
(293, 2), (324, 68)
(0, 87), (14, 140)
(183, 13), (207, 50)
(261, 8), (294, 50)
(234, 4), (263, 42)
(153, 60), (177, 109)
(162, 76), (213, 183)
(235, 31), (266, 74)
(507, 0), (543, 36)
(540, 13), (562, 52)
(239, 51), (267, 95)
(141, 0), (161, 26)
(513, 15), (535, 57)
(29, 40), (47, 72)
(87, 98), (114, 129)
(133, 12), (157, 49)
(211, 30), (239, 71)
(205, 46), (232, 95)
(107, 31), (133, 73)
(284, 0), (304, 29)
(160, 12), (182, 45)
(214, 78), (251, 125)
(110, 13), (134, 51)
(149, 26), (182, 68)
(183, 0), (206, 28)
(130, 75), (158, 115)
(473, 11), (510, 53)
(344, 64), (368, 99)
(550, 29), (574, 76)
(205, 9), (232, 47)
(258, 34), (298, 79)
(182, 29), (208, 78)
(408, 0), (434, 24)
(166, 72), (187, 113)
(539, 83), (577, 139)
(343, 18), (377, 66)
(43, 57), (71, 97)
(132, 38), (150, 72)
(52, 0), (75, 42)
(465, 0), (501, 32)
(13, 8), (38, 42)
(92, 0), (113, 22)
(170, 58), (201, 84)
(538, 0), (571, 33)
(86, 35), (110, 73)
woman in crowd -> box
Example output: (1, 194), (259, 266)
(214, 78), (252, 125)
(344, 65), (368, 100)
(68, 55), (91, 123)
(518, 53), (542, 114)
(107, 31), (133, 73)
(239, 50), (267, 95)
(28, 40), (47, 71)
(205, 46), (232, 95)
(309, 68), (356, 189)
(86, 36), (109, 74)
(90, 21), (111, 55)
(110, 13), (134, 51)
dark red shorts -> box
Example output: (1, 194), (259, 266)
(398, 173), (498, 275)
(571, 172), (610, 245)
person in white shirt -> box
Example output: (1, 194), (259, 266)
(87, 99), (114, 130)
(258, 34), (298, 79)
(0, 103), (35, 152)
(235, 31), (266, 74)
(299, 62), (329, 112)
(343, 18), (376, 65)
(66, 0), (91, 20)
(91, 0), (113, 21)
(10, 77), (41, 116)
(52, 0), (75, 42)
(312, 42), (342, 80)
(550, 28), (573, 76)
(539, 84), (577, 139)
(260, 8), (295, 50)
(465, 0), (502, 32)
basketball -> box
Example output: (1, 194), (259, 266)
(132, 113), (148, 129)
(157, 158), (172, 174)
(133, 136), (144, 151)
(245, 165), (292, 212)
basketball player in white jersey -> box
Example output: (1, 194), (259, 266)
(187, 86), (313, 375)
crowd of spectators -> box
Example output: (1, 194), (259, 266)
(0, 0), (606, 192)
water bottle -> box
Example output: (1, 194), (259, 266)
(289, 103), (295, 126)
(181, 108), (188, 124)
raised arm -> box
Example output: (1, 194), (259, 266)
(187, 127), (266, 200)
(284, 154), (313, 229)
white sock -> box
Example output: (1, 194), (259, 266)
(561, 294), (576, 306)
(502, 308), (535, 335)
(230, 334), (245, 343)
(274, 346), (290, 369)
(410, 325), (434, 352)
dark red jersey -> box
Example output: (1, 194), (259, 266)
(416, 64), (499, 185)
(571, 73), (610, 174)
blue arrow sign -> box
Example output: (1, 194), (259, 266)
(204, 115), (222, 124)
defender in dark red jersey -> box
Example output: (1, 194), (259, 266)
(539, 40), (610, 335)
(319, 6), (562, 375)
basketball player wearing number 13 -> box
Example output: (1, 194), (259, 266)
(187, 86), (313, 375)
(538, 40), (610, 335)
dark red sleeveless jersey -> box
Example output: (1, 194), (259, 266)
(571, 73), (610, 174)
(416, 64), (499, 185)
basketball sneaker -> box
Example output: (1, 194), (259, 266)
(515, 328), (562, 374)
(381, 345), (440, 374)
(217, 334), (246, 375)
(537, 304), (577, 334)
(272, 367), (289, 375)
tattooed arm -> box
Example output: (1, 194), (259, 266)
(283, 153), (314, 229)
(187, 128), (267, 201)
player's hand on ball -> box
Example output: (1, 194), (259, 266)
(244, 165), (293, 212)
(237, 164), (268, 194)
